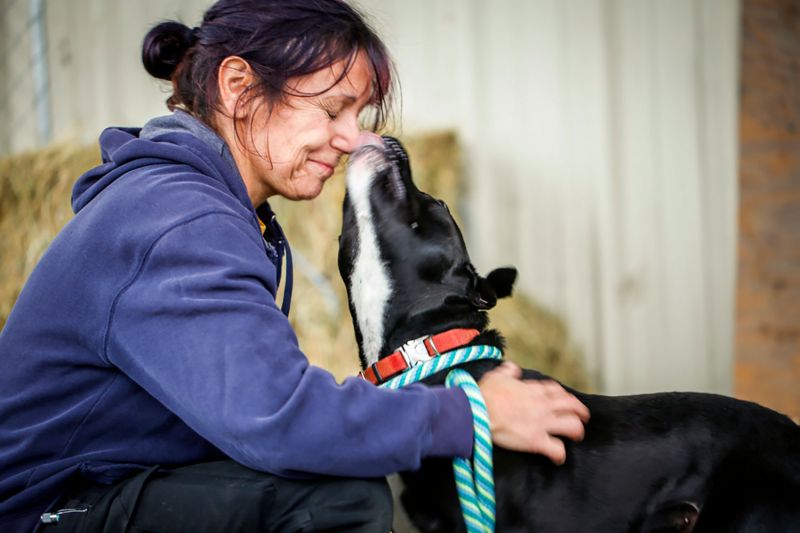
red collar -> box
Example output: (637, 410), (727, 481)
(358, 328), (481, 385)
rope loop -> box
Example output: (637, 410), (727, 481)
(446, 368), (496, 533)
(379, 344), (501, 532)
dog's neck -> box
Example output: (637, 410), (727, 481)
(368, 303), (506, 369)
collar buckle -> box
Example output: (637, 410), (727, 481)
(399, 336), (432, 368)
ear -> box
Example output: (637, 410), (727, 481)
(468, 266), (517, 310)
(471, 276), (498, 310)
(470, 268), (517, 309)
(217, 56), (257, 118)
(486, 267), (517, 299)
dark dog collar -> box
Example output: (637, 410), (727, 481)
(358, 329), (481, 385)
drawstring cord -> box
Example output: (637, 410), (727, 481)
(256, 204), (293, 317)
(40, 507), (89, 524)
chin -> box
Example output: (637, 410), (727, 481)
(291, 183), (326, 201)
(281, 173), (329, 201)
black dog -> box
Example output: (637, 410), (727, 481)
(337, 136), (800, 532)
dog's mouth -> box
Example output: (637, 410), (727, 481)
(350, 134), (407, 163)
(348, 135), (411, 204)
(382, 137), (410, 202)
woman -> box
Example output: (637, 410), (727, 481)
(0, 1), (589, 531)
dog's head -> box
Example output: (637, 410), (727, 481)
(338, 136), (517, 368)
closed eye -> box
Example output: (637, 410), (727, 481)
(318, 96), (346, 120)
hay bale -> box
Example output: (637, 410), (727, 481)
(0, 132), (587, 388)
(0, 143), (100, 323)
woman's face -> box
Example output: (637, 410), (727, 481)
(237, 51), (375, 203)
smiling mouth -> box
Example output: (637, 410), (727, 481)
(309, 159), (336, 177)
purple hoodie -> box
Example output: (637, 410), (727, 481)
(0, 112), (472, 532)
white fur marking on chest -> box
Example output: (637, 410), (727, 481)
(346, 158), (392, 366)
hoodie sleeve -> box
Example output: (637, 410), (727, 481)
(104, 211), (473, 477)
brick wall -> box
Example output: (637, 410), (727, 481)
(735, 0), (800, 420)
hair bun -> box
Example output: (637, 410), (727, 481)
(142, 21), (195, 80)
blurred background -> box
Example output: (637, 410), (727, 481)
(0, 0), (797, 419)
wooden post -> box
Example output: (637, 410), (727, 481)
(736, 0), (800, 421)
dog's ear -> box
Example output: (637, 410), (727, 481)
(471, 277), (498, 310)
(470, 267), (517, 310)
(486, 267), (517, 299)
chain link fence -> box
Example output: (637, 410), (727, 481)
(1, 0), (51, 156)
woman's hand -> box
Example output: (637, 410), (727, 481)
(478, 361), (590, 465)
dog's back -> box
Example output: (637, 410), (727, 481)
(395, 361), (800, 532)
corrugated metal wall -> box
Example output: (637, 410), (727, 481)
(367, 0), (740, 395)
(0, 0), (740, 395)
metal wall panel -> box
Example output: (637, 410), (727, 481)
(0, 0), (740, 395)
(363, 0), (740, 394)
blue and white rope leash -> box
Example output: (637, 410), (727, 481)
(380, 344), (503, 533)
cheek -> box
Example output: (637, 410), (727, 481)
(297, 115), (335, 147)
(275, 131), (325, 169)
(255, 138), (300, 175)
(256, 113), (334, 176)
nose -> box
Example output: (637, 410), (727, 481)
(331, 116), (384, 153)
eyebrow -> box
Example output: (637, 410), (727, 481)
(321, 89), (374, 109)
(325, 94), (357, 104)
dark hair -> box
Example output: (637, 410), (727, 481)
(141, 0), (394, 131)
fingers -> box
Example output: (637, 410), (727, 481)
(493, 361), (522, 378)
(540, 380), (568, 398)
(529, 380), (590, 423)
(545, 413), (586, 442)
(548, 395), (591, 423)
(478, 364), (591, 463)
(575, 400), (591, 423)
(535, 436), (567, 465)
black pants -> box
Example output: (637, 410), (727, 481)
(43, 461), (393, 532)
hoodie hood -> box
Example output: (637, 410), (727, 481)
(72, 111), (252, 214)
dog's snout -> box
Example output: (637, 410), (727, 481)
(350, 132), (387, 163)
(356, 132), (384, 150)
(382, 137), (409, 165)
